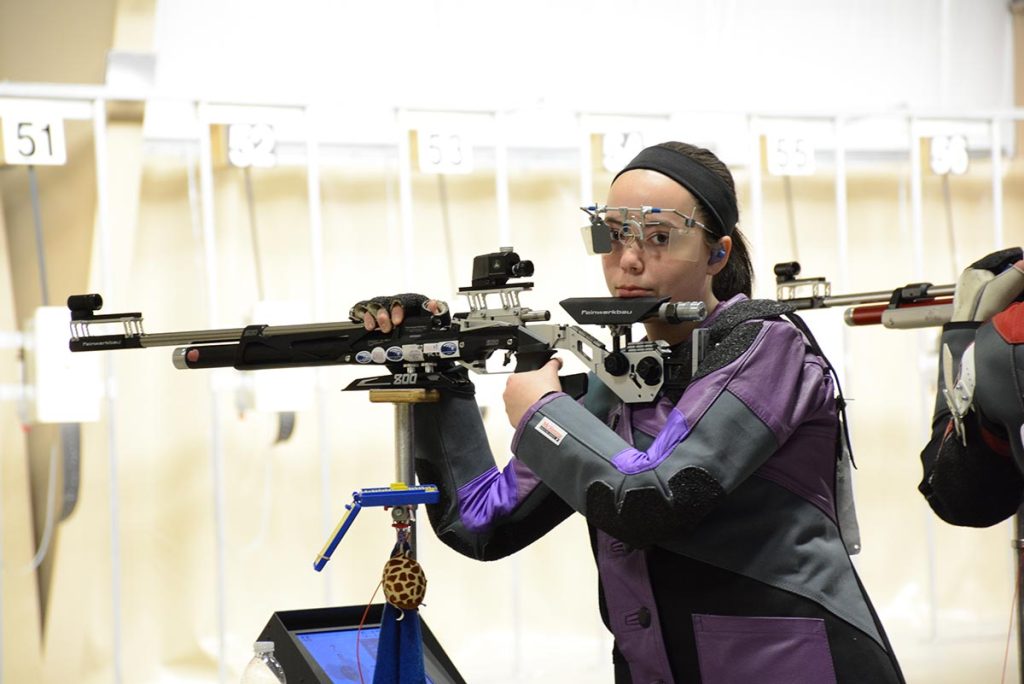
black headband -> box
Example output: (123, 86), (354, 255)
(613, 144), (737, 238)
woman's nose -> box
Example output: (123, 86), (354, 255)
(618, 243), (645, 272)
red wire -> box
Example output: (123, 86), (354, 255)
(357, 580), (384, 684)
(1001, 548), (1024, 683)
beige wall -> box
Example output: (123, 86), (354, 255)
(0, 0), (116, 83)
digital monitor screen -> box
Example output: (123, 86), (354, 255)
(295, 626), (436, 684)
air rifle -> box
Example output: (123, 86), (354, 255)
(67, 247), (707, 405)
(773, 261), (955, 329)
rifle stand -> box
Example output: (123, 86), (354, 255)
(368, 389), (440, 559)
(266, 381), (466, 682)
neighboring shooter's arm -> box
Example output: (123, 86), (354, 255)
(919, 249), (1024, 526)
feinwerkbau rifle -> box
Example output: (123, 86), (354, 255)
(67, 247), (708, 405)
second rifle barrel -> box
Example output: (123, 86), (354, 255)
(796, 284), (955, 309)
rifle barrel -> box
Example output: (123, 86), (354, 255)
(785, 284), (955, 310)
(133, 321), (364, 348)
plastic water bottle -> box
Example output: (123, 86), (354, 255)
(241, 641), (287, 684)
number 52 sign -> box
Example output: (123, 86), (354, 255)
(2, 118), (68, 166)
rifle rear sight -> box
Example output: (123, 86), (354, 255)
(466, 247), (534, 290)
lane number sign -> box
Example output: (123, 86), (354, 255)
(929, 135), (969, 176)
(417, 130), (473, 174)
(766, 135), (815, 176)
(2, 118), (68, 166)
(227, 122), (277, 168)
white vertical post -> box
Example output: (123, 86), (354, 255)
(833, 116), (852, 394)
(747, 116), (766, 296)
(196, 103), (227, 684)
(833, 117), (849, 293)
(396, 111), (415, 290)
(991, 117), (1004, 249)
(492, 108), (521, 676)
(909, 116), (940, 642)
(304, 106), (333, 605)
(305, 107), (326, 323)
(93, 98), (123, 684)
(577, 113), (609, 668)
(909, 119), (925, 281)
(494, 111), (511, 246)
(578, 115), (593, 206)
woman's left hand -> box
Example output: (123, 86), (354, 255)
(503, 358), (563, 428)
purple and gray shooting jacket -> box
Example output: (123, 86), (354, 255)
(412, 294), (904, 684)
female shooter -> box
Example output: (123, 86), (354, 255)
(355, 142), (905, 683)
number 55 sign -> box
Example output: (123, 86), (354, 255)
(765, 134), (815, 176)
(2, 118), (68, 166)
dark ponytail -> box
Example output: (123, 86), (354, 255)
(655, 142), (753, 299)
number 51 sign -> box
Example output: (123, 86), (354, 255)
(2, 118), (68, 166)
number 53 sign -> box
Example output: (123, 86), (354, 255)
(416, 130), (473, 175)
(2, 118), (68, 166)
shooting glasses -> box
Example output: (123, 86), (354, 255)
(580, 205), (712, 262)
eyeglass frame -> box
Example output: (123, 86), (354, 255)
(579, 204), (715, 255)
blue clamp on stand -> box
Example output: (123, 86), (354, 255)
(314, 483), (440, 571)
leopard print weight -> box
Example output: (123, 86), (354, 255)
(382, 554), (427, 610)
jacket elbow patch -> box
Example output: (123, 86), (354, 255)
(585, 466), (725, 547)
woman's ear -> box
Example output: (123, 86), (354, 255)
(707, 236), (732, 274)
